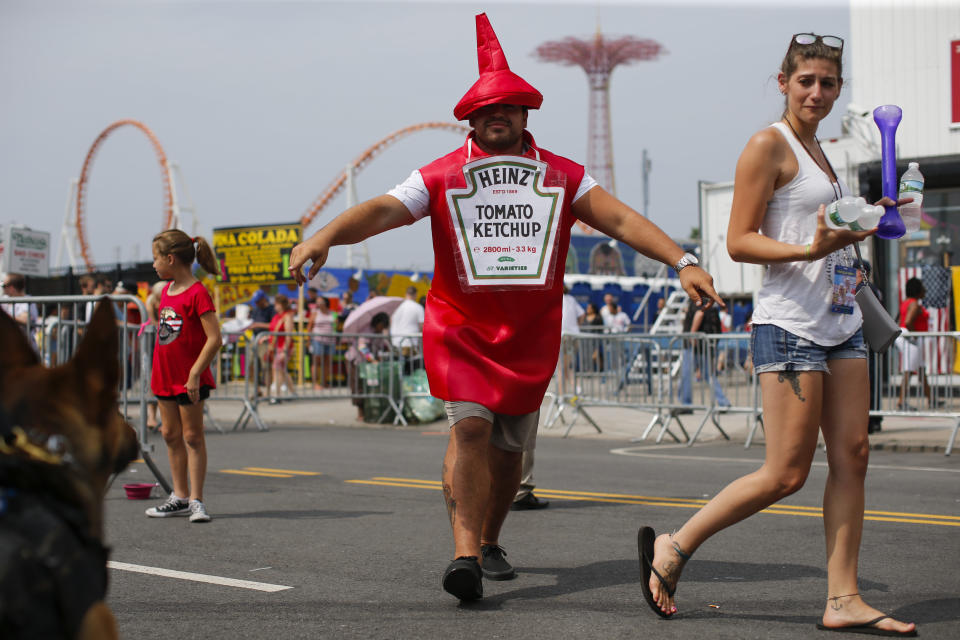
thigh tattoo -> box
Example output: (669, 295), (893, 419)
(777, 370), (806, 402)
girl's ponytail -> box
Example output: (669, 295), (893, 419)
(153, 229), (219, 276)
(193, 236), (220, 277)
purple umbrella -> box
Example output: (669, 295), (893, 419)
(341, 296), (404, 334)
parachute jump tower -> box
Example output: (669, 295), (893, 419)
(534, 28), (664, 198)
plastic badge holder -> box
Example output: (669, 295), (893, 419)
(873, 105), (906, 239)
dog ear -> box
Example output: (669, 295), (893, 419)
(70, 298), (120, 420)
(0, 305), (40, 370)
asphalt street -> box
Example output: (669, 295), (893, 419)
(105, 423), (960, 639)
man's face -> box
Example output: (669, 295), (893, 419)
(469, 103), (527, 153)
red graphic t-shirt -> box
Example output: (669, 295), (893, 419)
(151, 281), (217, 396)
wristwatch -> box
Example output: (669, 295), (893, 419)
(674, 252), (699, 273)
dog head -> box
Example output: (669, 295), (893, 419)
(0, 299), (139, 538)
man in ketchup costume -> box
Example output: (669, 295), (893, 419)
(289, 13), (722, 601)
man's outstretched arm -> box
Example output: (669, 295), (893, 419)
(572, 186), (724, 309)
(289, 195), (416, 285)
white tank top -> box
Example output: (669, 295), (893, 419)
(750, 122), (860, 346)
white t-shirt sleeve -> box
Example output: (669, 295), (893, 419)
(386, 170), (430, 220)
(573, 173), (599, 203)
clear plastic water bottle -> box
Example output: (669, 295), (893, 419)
(849, 200), (883, 232)
(824, 196), (883, 231)
(898, 162), (924, 233)
(824, 196), (861, 229)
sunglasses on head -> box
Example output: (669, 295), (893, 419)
(792, 33), (844, 51)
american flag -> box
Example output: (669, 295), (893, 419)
(898, 266), (952, 373)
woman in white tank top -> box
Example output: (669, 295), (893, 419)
(639, 34), (916, 636)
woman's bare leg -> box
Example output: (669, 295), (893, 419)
(819, 358), (915, 634)
(649, 370), (823, 615)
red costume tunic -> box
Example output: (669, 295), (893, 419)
(419, 131), (584, 414)
(151, 281), (217, 396)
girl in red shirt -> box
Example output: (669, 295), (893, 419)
(146, 229), (221, 523)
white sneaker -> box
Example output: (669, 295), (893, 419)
(188, 499), (211, 523)
(145, 494), (190, 518)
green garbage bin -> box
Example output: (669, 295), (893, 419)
(360, 361), (402, 423)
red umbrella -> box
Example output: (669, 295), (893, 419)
(341, 296), (404, 334)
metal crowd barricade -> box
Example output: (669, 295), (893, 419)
(240, 329), (412, 429)
(206, 329), (262, 432)
(670, 332), (759, 446)
(874, 330), (959, 455)
(742, 329), (959, 456)
(3, 294), (172, 492)
(632, 332), (753, 446)
(545, 331), (673, 439)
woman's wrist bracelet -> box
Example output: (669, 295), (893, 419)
(804, 244), (813, 262)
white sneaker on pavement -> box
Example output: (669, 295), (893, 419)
(189, 499), (211, 523)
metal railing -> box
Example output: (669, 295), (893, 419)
(2, 294), (172, 490)
(8, 295), (957, 456)
(548, 329), (958, 455)
(240, 330), (436, 428)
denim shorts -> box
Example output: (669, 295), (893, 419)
(750, 324), (867, 374)
(311, 340), (336, 356)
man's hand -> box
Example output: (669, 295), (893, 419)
(678, 266), (725, 309)
(289, 235), (330, 286)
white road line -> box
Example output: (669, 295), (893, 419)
(108, 561), (293, 592)
(609, 448), (960, 474)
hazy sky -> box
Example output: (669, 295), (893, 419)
(1, 0), (851, 271)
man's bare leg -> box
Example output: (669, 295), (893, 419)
(480, 443), (522, 546)
(441, 416), (493, 559)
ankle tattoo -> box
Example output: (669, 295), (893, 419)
(827, 592), (859, 611)
(669, 533), (692, 563)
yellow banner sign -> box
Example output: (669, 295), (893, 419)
(213, 223), (302, 284)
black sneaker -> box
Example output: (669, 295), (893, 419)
(442, 556), (482, 601)
(511, 493), (549, 511)
(145, 494), (190, 518)
(480, 544), (516, 580)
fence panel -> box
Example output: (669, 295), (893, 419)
(13, 295), (953, 455)
(3, 294), (171, 490)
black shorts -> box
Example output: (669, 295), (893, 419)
(155, 385), (212, 406)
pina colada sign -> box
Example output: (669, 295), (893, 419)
(446, 156), (564, 289)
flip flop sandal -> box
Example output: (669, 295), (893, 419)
(816, 616), (917, 637)
(638, 526), (684, 619)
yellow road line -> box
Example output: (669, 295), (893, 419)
(353, 477), (960, 527)
(347, 480), (442, 490)
(243, 467), (321, 476)
(220, 469), (293, 478)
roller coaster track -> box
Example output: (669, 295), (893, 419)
(71, 120), (468, 269)
(75, 119), (175, 271)
(299, 122), (470, 229)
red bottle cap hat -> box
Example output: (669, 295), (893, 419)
(453, 13), (543, 121)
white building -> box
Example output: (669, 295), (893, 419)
(839, 0), (960, 303)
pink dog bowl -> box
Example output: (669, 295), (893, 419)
(123, 483), (157, 500)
